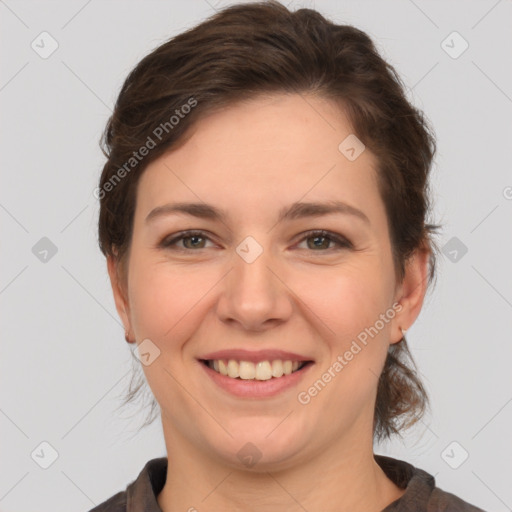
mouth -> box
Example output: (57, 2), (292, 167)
(197, 349), (315, 398)
(197, 349), (316, 399)
(199, 357), (315, 399)
(199, 358), (314, 381)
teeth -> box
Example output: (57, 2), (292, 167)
(271, 359), (283, 378)
(239, 361), (255, 379)
(227, 359), (239, 378)
(255, 361), (273, 380)
(207, 359), (306, 380)
(218, 360), (228, 376)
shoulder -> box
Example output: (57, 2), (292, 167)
(88, 490), (127, 512)
(86, 457), (168, 512)
(375, 454), (487, 512)
(428, 487), (487, 511)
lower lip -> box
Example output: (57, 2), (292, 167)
(199, 361), (314, 399)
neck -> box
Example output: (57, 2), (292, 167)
(156, 420), (405, 512)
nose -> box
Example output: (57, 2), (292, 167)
(215, 240), (293, 332)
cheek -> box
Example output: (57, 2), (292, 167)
(302, 262), (393, 406)
(127, 262), (215, 403)
(300, 262), (392, 341)
(297, 269), (393, 421)
(128, 258), (215, 343)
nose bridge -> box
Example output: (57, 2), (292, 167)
(233, 233), (277, 303)
(217, 233), (291, 330)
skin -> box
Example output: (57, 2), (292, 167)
(108, 93), (429, 512)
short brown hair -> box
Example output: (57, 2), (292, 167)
(98, 0), (441, 441)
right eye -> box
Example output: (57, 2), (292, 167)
(159, 230), (215, 251)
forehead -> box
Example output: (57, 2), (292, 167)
(136, 93), (384, 226)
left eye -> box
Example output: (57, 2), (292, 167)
(159, 229), (352, 252)
(296, 230), (352, 251)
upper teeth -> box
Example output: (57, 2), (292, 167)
(208, 359), (303, 380)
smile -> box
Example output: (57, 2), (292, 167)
(198, 358), (315, 399)
(201, 359), (310, 381)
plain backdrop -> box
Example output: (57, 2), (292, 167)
(1, 1), (511, 511)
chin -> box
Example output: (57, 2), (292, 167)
(207, 419), (311, 472)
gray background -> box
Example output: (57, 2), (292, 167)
(1, 0), (511, 510)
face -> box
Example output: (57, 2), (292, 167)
(109, 93), (426, 471)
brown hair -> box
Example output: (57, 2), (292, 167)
(98, 0), (441, 441)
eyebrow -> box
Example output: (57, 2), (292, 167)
(145, 200), (370, 225)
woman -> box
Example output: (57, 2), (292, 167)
(91, 1), (485, 510)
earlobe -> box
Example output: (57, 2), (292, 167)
(391, 247), (430, 344)
(107, 254), (134, 342)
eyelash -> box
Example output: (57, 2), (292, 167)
(159, 229), (353, 253)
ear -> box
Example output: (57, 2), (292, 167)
(107, 253), (134, 342)
(390, 246), (430, 344)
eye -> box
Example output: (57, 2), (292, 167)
(159, 229), (352, 253)
(159, 230), (215, 250)
(295, 230), (353, 251)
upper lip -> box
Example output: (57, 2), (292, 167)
(199, 349), (313, 363)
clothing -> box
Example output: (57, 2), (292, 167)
(88, 455), (486, 511)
